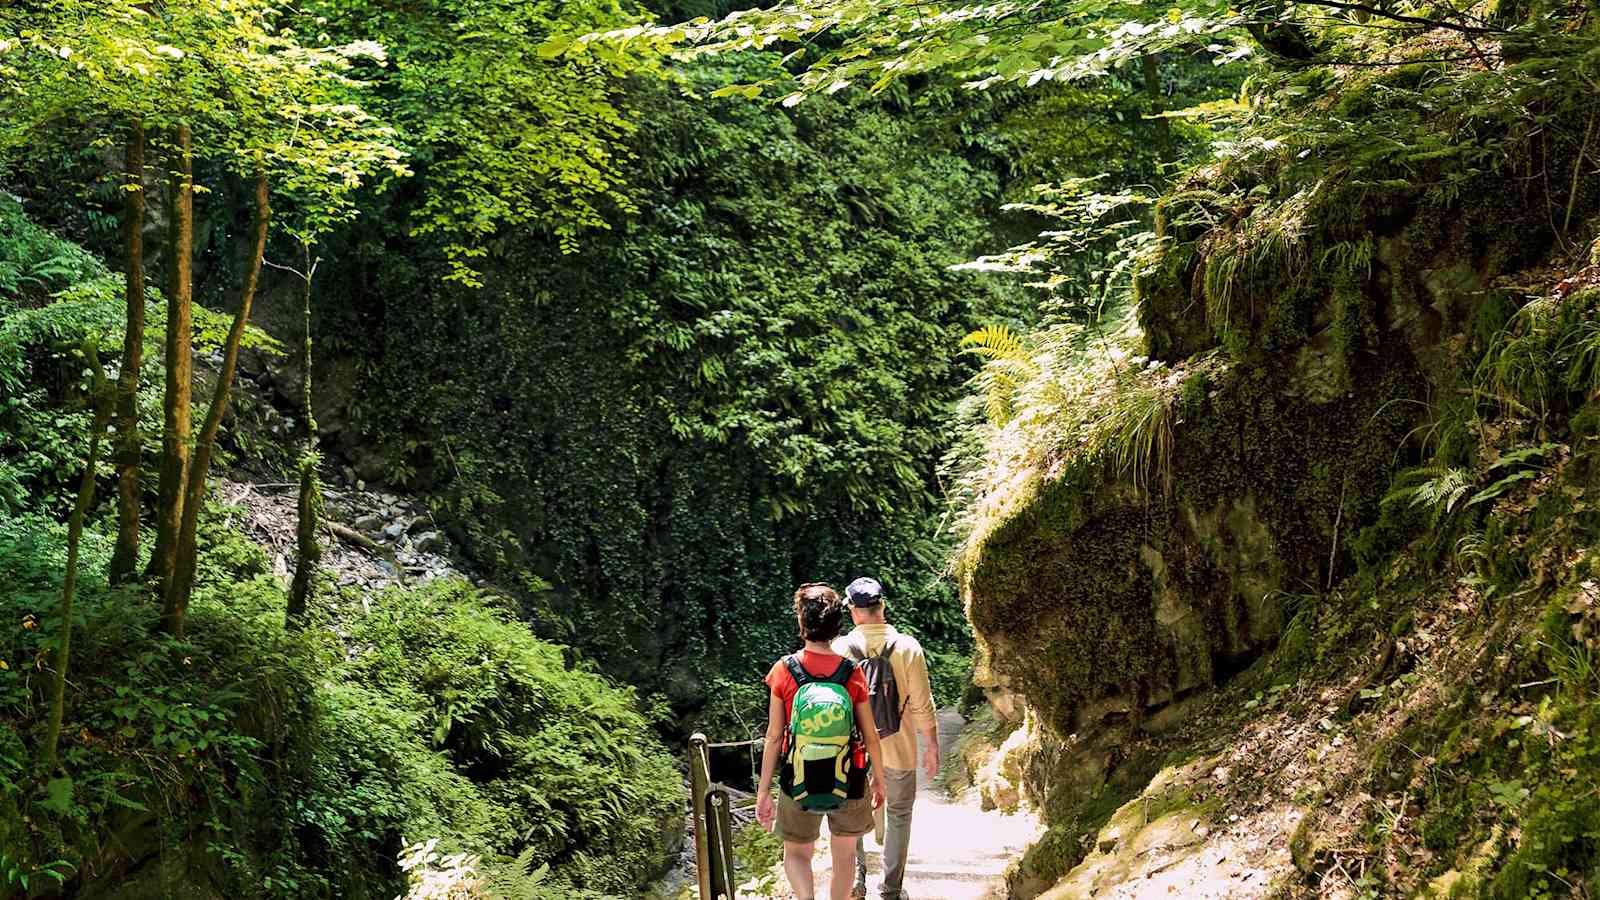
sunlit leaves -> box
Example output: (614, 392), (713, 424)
(312, 0), (665, 283)
(553, 0), (1251, 101)
(0, 0), (406, 246)
(954, 178), (1154, 309)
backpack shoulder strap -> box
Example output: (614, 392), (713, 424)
(825, 657), (855, 685)
(878, 635), (896, 659)
(844, 634), (866, 662)
(783, 654), (812, 688)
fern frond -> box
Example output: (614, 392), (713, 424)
(963, 325), (1039, 427)
(961, 325), (1032, 365)
(1382, 465), (1474, 527)
(484, 847), (548, 900)
(26, 253), (85, 285)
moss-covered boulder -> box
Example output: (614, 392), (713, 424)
(1037, 756), (1298, 899)
(960, 48), (1598, 752)
(964, 354), (1421, 738)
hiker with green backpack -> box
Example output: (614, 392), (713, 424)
(756, 583), (889, 900)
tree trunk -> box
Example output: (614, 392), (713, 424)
(163, 170), (270, 636)
(1140, 55), (1175, 170)
(148, 124), (193, 598)
(44, 348), (111, 772)
(108, 121), (146, 586)
(287, 244), (321, 628)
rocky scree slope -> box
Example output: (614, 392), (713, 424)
(953, 24), (1600, 898)
(215, 339), (473, 595)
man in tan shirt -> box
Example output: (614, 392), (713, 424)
(835, 577), (938, 900)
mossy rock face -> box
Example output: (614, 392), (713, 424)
(1036, 757), (1293, 899)
(1129, 50), (1593, 370)
(1004, 727), (1164, 899)
(964, 353), (1420, 741)
(74, 834), (229, 900)
(1139, 189), (1509, 368)
(972, 55), (1599, 748)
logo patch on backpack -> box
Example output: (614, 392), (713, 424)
(779, 656), (862, 813)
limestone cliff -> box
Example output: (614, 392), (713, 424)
(955, 22), (1600, 897)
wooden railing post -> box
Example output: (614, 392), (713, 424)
(689, 733), (713, 900)
(707, 787), (739, 899)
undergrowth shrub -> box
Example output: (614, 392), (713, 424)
(0, 507), (680, 899)
(1484, 588), (1600, 898)
(0, 197), (280, 518)
(0, 194), (102, 307)
(342, 579), (681, 894)
(1478, 288), (1600, 426)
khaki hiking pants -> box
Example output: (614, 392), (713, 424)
(854, 767), (917, 898)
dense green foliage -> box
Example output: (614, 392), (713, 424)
(3, 0), (1232, 744)
(304, 0), (659, 281)
(0, 197), (280, 518)
(328, 58), (1041, 733)
(12, 0), (1598, 894)
(0, 207), (677, 898)
(0, 512), (677, 898)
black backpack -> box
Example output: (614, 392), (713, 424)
(848, 636), (903, 739)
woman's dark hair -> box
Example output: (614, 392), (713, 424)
(793, 583), (845, 643)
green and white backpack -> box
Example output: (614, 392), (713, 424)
(778, 656), (862, 812)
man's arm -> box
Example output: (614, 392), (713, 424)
(855, 700), (889, 809)
(755, 690), (786, 830)
(903, 643), (940, 777)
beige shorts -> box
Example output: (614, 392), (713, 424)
(776, 792), (873, 843)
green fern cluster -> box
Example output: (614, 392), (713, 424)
(1381, 465), (1476, 527)
(1382, 444), (1559, 530)
(0, 196), (103, 306)
(961, 324), (1038, 427)
(482, 847), (550, 900)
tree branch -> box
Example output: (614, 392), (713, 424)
(1289, 0), (1507, 35)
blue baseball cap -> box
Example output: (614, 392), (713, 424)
(846, 577), (884, 607)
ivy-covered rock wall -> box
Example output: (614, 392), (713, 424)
(314, 59), (1028, 731)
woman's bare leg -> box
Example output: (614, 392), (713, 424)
(784, 840), (817, 899)
(828, 835), (859, 900)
